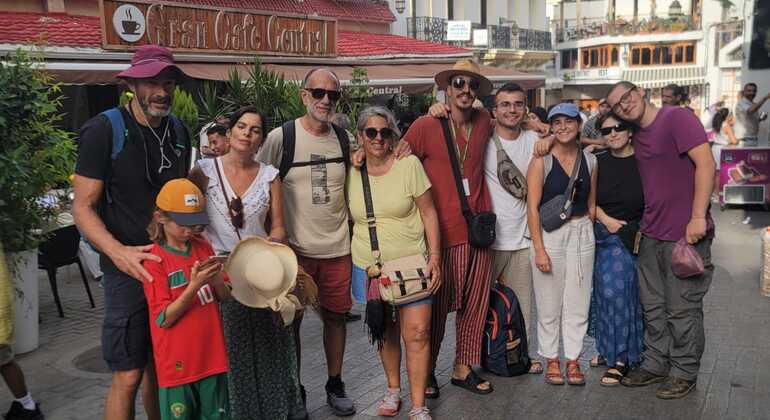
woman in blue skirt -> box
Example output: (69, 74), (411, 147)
(592, 112), (645, 386)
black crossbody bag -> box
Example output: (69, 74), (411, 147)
(439, 118), (496, 248)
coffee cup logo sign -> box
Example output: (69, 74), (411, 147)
(112, 4), (146, 43)
(101, 0), (336, 57)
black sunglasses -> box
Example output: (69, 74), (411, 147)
(451, 77), (480, 92)
(304, 88), (341, 102)
(229, 196), (244, 229)
(363, 127), (396, 141)
(599, 123), (630, 136)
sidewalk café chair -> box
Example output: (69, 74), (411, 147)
(37, 225), (96, 317)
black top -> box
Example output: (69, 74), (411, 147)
(540, 154), (591, 217)
(596, 153), (644, 223)
(75, 107), (190, 273)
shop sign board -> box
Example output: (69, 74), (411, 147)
(99, 0), (337, 57)
(446, 20), (472, 41)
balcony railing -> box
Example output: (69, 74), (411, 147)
(406, 16), (553, 51)
(553, 14), (701, 43)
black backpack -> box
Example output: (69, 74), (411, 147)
(278, 120), (350, 180)
(482, 283), (531, 377)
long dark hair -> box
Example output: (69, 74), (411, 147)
(712, 108), (730, 134)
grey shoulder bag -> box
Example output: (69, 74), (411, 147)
(491, 134), (527, 199)
(539, 151), (582, 233)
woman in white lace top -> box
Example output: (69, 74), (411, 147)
(189, 106), (304, 420)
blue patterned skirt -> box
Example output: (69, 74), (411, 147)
(589, 222), (644, 366)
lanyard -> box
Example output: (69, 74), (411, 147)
(448, 118), (473, 169)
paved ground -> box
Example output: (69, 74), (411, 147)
(2, 207), (770, 420)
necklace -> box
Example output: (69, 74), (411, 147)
(148, 119), (173, 174)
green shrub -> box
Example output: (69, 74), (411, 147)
(0, 50), (76, 253)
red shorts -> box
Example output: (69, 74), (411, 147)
(297, 254), (352, 314)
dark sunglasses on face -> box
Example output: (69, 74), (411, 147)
(451, 77), (480, 92)
(364, 127), (396, 141)
(305, 88), (341, 102)
(229, 196), (244, 229)
(599, 123), (630, 136)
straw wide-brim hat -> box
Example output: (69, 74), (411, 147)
(434, 59), (493, 96)
(225, 236), (299, 324)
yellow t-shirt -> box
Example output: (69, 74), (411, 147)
(347, 155), (432, 268)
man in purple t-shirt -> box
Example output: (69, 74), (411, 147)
(605, 81), (716, 399)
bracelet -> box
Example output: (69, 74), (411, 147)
(691, 216), (706, 220)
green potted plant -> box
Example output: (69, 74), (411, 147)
(0, 50), (76, 353)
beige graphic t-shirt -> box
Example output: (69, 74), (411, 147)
(258, 119), (351, 258)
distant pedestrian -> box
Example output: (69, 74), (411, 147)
(661, 84), (684, 107)
(710, 108), (738, 200)
(142, 179), (231, 420)
(734, 83), (770, 147)
(0, 245), (44, 420)
(606, 81), (715, 399)
(581, 98), (612, 152)
(204, 124), (230, 157)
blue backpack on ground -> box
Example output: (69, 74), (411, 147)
(482, 283), (531, 377)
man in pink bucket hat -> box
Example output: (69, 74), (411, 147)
(72, 45), (192, 420)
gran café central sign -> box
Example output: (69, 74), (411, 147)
(99, 0), (337, 57)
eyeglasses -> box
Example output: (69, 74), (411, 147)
(229, 196), (244, 229)
(451, 77), (480, 92)
(304, 88), (341, 102)
(599, 123), (630, 136)
(496, 101), (527, 110)
(363, 127), (396, 141)
(611, 86), (637, 115)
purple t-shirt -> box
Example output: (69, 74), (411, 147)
(634, 106), (710, 241)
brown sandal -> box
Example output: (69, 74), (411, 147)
(545, 358), (564, 385)
(566, 360), (586, 386)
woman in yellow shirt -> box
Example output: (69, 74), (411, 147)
(347, 106), (441, 420)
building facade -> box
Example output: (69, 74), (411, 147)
(547, 0), (748, 113)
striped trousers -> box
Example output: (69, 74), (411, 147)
(430, 243), (494, 368)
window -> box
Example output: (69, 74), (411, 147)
(629, 42), (697, 67)
(448, 0), (454, 20)
(579, 45), (620, 68)
(480, 0), (486, 26)
(561, 49), (578, 69)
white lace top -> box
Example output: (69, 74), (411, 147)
(198, 157), (278, 255)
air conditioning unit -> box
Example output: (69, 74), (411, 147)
(723, 184), (765, 204)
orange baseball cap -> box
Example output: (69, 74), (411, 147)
(155, 179), (209, 226)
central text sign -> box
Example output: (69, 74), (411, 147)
(100, 0), (337, 57)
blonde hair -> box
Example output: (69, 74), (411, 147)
(146, 208), (168, 244)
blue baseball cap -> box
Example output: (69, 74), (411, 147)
(547, 103), (581, 122)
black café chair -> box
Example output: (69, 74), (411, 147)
(38, 225), (95, 317)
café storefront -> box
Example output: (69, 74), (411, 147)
(2, 0), (545, 129)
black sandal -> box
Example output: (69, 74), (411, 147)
(450, 370), (493, 395)
(600, 364), (628, 387)
(425, 372), (440, 399)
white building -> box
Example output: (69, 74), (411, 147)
(741, 0), (770, 143)
(386, 0), (556, 104)
(546, 0), (747, 113)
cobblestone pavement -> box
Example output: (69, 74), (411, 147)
(2, 207), (770, 420)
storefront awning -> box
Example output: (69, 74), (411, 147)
(42, 61), (545, 93)
(621, 66), (705, 89)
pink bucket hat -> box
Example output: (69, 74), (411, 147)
(117, 45), (187, 80)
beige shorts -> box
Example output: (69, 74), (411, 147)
(0, 345), (14, 365)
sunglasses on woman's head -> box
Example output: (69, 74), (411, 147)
(363, 127), (396, 141)
(599, 123), (630, 136)
(229, 196), (244, 229)
(451, 77), (480, 92)
(304, 88), (341, 102)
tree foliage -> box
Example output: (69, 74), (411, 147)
(0, 50), (76, 253)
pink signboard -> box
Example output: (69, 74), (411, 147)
(719, 147), (770, 205)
